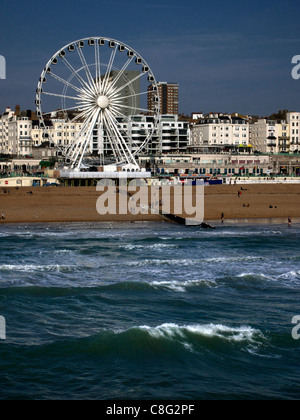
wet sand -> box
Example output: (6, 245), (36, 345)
(0, 184), (299, 224)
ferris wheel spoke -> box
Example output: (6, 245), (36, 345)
(71, 113), (97, 166)
(94, 42), (102, 93)
(49, 72), (88, 96)
(105, 109), (138, 166)
(42, 91), (82, 102)
(76, 110), (100, 168)
(97, 113), (105, 158)
(114, 103), (155, 115)
(109, 71), (147, 98)
(104, 110), (128, 162)
(41, 103), (92, 117)
(108, 106), (129, 121)
(112, 90), (149, 103)
(69, 106), (96, 123)
(67, 109), (96, 158)
(102, 46), (118, 95)
(102, 113), (123, 161)
(76, 46), (97, 95)
(61, 56), (92, 94)
(105, 56), (135, 96)
(105, 111), (129, 161)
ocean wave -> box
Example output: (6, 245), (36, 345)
(53, 249), (78, 255)
(126, 258), (199, 267)
(17, 323), (266, 359)
(119, 243), (179, 251)
(151, 279), (217, 292)
(125, 255), (266, 268)
(36, 323), (267, 359)
(0, 264), (81, 273)
(278, 270), (300, 280)
(137, 323), (264, 344)
(237, 273), (271, 280)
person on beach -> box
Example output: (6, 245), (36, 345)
(1, 212), (5, 220)
(221, 213), (224, 224)
(288, 217), (292, 227)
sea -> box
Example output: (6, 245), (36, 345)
(0, 221), (299, 400)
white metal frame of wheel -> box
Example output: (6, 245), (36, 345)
(36, 37), (160, 172)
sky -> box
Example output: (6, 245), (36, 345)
(0, 0), (299, 116)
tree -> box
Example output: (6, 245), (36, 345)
(268, 110), (288, 121)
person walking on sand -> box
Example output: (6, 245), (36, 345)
(1, 212), (5, 220)
(288, 217), (292, 227)
(221, 212), (224, 224)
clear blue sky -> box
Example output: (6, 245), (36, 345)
(0, 0), (299, 116)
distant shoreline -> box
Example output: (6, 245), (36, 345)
(1, 218), (299, 228)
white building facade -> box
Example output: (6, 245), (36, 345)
(287, 112), (300, 153)
(0, 108), (15, 154)
(191, 114), (250, 151)
(251, 113), (299, 155)
(251, 119), (281, 154)
(1, 109), (190, 158)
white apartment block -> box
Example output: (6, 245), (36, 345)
(9, 117), (33, 156)
(287, 112), (300, 153)
(191, 114), (250, 150)
(251, 119), (282, 154)
(157, 115), (190, 153)
(0, 109), (32, 156)
(93, 114), (190, 155)
(251, 112), (299, 155)
(31, 120), (84, 148)
(0, 107), (15, 154)
(1, 109), (84, 157)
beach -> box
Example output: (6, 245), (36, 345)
(0, 184), (300, 224)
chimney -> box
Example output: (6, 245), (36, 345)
(15, 105), (21, 117)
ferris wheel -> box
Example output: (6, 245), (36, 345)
(35, 37), (160, 170)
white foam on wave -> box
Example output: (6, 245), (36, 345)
(0, 264), (77, 273)
(151, 279), (217, 292)
(237, 272), (270, 279)
(53, 249), (77, 255)
(120, 243), (178, 251)
(126, 255), (265, 268)
(279, 270), (300, 279)
(127, 259), (202, 267)
(130, 323), (265, 353)
(0, 233), (9, 238)
(204, 255), (265, 264)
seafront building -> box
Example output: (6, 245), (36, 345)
(31, 120), (83, 149)
(1, 105), (300, 184)
(251, 119), (288, 154)
(148, 82), (179, 115)
(138, 153), (300, 178)
(287, 112), (300, 153)
(0, 108), (190, 158)
(190, 113), (250, 153)
(0, 107), (15, 154)
(139, 153), (271, 177)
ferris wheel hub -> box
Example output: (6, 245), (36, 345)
(97, 95), (110, 109)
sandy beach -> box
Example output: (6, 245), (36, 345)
(0, 184), (300, 224)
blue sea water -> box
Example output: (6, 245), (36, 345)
(0, 221), (300, 400)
